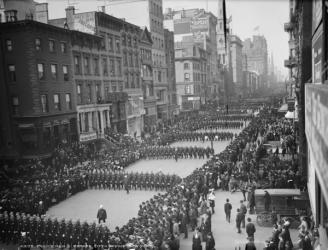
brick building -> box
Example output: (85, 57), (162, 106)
(0, 20), (77, 158)
(140, 27), (157, 132)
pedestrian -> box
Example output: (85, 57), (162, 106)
(224, 198), (232, 223)
(246, 218), (256, 240)
(264, 190), (271, 212)
(96, 205), (107, 224)
(208, 189), (215, 214)
(205, 232), (215, 250)
(192, 228), (202, 250)
(240, 200), (247, 228)
(245, 237), (256, 250)
(236, 208), (244, 234)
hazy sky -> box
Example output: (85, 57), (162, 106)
(36, 0), (289, 77)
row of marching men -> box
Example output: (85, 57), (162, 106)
(0, 211), (127, 248)
(87, 171), (182, 192)
(138, 146), (214, 160)
(172, 132), (235, 142)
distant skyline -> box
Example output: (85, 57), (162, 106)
(35, 0), (289, 79)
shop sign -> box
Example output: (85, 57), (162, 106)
(79, 132), (97, 142)
(305, 84), (328, 202)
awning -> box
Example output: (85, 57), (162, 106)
(285, 110), (298, 120)
(278, 103), (288, 113)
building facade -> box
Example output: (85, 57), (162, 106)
(175, 42), (207, 111)
(0, 20), (77, 158)
(108, 0), (169, 122)
(243, 35), (268, 88)
(164, 29), (178, 118)
(164, 8), (220, 102)
(230, 35), (243, 97)
(140, 27), (157, 133)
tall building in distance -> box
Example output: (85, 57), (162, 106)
(164, 8), (219, 102)
(242, 35), (268, 88)
(229, 35), (243, 97)
(107, 0), (170, 122)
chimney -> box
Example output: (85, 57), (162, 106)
(65, 6), (75, 29)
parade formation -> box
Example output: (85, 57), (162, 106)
(0, 103), (314, 250)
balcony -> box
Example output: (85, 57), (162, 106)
(284, 57), (298, 68)
(284, 22), (294, 32)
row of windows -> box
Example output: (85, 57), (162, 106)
(7, 64), (69, 82)
(153, 53), (165, 66)
(121, 33), (138, 48)
(140, 48), (152, 61)
(5, 38), (67, 53)
(74, 55), (122, 77)
(151, 35), (164, 49)
(150, 1), (162, 18)
(122, 51), (139, 68)
(11, 93), (72, 115)
(184, 73), (207, 82)
(150, 18), (163, 34)
(183, 62), (206, 71)
(124, 72), (141, 89)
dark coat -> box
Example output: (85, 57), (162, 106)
(97, 208), (107, 220)
(224, 202), (232, 214)
(246, 222), (256, 237)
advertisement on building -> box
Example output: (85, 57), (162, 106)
(191, 18), (208, 32)
(305, 84), (328, 203)
(173, 19), (191, 34)
(74, 12), (96, 34)
(312, 24), (323, 84)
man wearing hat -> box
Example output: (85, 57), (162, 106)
(97, 205), (107, 224)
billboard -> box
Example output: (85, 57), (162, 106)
(312, 0), (322, 34)
(312, 24), (323, 83)
(173, 19), (191, 34)
(74, 12), (96, 34)
(191, 18), (208, 32)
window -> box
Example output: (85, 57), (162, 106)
(96, 84), (101, 101)
(184, 62), (189, 70)
(94, 57), (99, 75)
(40, 94), (48, 113)
(37, 63), (45, 80)
(129, 53), (133, 67)
(35, 38), (41, 51)
(127, 36), (131, 47)
(77, 84), (82, 104)
(84, 57), (90, 74)
(185, 85), (192, 94)
(50, 64), (57, 80)
(49, 40), (55, 52)
(8, 64), (16, 82)
(12, 96), (19, 115)
(125, 72), (129, 89)
(63, 65), (69, 81)
(184, 73), (190, 81)
(122, 34), (126, 46)
(123, 52), (128, 66)
(108, 36), (113, 51)
(53, 94), (61, 111)
(102, 57), (108, 76)
(60, 42), (67, 53)
(74, 56), (81, 74)
(222, 54), (226, 64)
(117, 59), (122, 76)
(6, 39), (13, 51)
(110, 59), (115, 76)
(136, 75), (140, 88)
(130, 73), (135, 88)
(135, 54), (139, 67)
(87, 85), (92, 103)
(158, 71), (161, 82)
(115, 37), (121, 52)
(65, 93), (72, 110)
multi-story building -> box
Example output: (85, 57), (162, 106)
(243, 35), (268, 88)
(175, 41), (207, 111)
(0, 20), (77, 158)
(164, 8), (219, 102)
(121, 22), (144, 137)
(140, 27), (157, 133)
(242, 70), (259, 97)
(50, 9), (144, 136)
(230, 35), (243, 97)
(71, 30), (112, 142)
(164, 29), (178, 118)
(108, 0), (169, 122)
